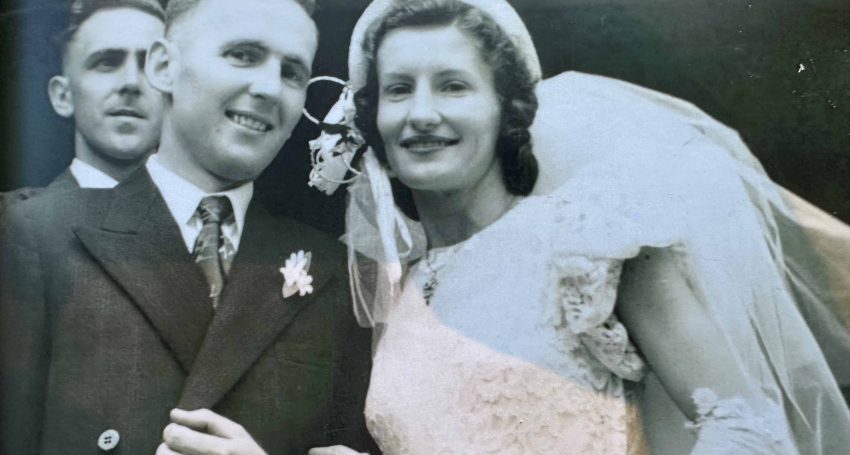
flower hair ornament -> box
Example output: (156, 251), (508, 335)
(302, 74), (426, 328)
(302, 76), (364, 196)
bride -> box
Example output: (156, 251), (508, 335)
(305, 0), (850, 453)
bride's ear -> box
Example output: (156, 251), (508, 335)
(145, 38), (179, 95)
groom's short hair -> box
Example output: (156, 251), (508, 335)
(165, 0), (316, 33)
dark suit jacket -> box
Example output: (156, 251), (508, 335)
(0, 170), (375, 454)
(0, 168), (77, 214)
(45, 168), (79, 191)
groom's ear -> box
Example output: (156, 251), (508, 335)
(145, 38), (179, 95)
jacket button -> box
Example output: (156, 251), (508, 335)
(97, 429), (120, 451)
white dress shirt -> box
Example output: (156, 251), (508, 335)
(145, 154), (253, 253)
(69, 158), (119, 189)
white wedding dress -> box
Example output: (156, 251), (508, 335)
(361, 178), (796, 454)
(319, 0), (850, 448)
(327, 59), (850, 451)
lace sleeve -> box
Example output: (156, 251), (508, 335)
(548, 255), (647, 382)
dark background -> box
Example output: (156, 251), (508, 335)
(1, 0), (848, 236)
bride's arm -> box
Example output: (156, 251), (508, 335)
(616, 247), (795, 454)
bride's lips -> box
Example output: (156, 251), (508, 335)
(400, 134), (459, 154)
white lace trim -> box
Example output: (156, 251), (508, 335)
(545, 255), (647, 389)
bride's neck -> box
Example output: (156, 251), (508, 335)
(413, 171), (518, 249)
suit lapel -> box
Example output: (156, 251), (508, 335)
(73, 170), (214, 372)
(178, 203), (335, 409)
(48, 168), (79, 191)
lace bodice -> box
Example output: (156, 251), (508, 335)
(365, 280), (646, 454)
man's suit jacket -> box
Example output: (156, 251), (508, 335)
(0, 168), (77, 214)
(45, 168), (79, 191)
(0, 170), (375, 454)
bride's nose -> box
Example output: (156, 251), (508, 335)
(407, 87), (440, 131)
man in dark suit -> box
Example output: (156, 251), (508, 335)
(0, 0), (165, 213)
(0, 0), (374, 454)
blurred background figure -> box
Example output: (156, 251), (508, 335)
(0, 0), (164, 211)
(46, 0), (165, 188)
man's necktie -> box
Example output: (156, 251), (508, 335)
(193, 196), (234, 308)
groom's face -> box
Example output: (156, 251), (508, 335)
(166, 0), (317, 184)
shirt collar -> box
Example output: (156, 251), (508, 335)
(145, 154), (254, 236)
(69, 158), (119, 189)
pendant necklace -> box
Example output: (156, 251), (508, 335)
(419, 196), (520, 304)
(421, 252), (440, 303)
(419, 245), (459, 305)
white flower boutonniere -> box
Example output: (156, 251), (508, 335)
(279, 250), (314, 298)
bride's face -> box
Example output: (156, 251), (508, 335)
(375, 24), (502, 194)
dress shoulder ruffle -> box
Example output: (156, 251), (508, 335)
(522, 168), (689, 386)
(545, 254), (646, 383)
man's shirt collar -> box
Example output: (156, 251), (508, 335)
(145, 154), (253, 252)
(69, 158), (119, 189)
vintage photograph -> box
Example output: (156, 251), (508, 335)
(1, 0), (848, 453)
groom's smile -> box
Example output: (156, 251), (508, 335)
(225, 109), (274, 133)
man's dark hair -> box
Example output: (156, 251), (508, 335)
(165, 0), (316, 34)
(61, 0), (165, 60)
(354, 0), (539, 219)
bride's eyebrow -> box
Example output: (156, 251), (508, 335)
(378, 71), (412, 81)
(433, 69), (475, 79)
(379, 68), (473, 79)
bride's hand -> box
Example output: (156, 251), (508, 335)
(308, 445), (368, 455)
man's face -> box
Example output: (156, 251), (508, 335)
(62, 8), (165, 161)
(164, 0), (317, 186)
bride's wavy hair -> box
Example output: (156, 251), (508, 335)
(355, 0), (539, 218)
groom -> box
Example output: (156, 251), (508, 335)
(0, 0), (374, 454)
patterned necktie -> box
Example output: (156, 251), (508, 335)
(193, 196), (234, 308)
